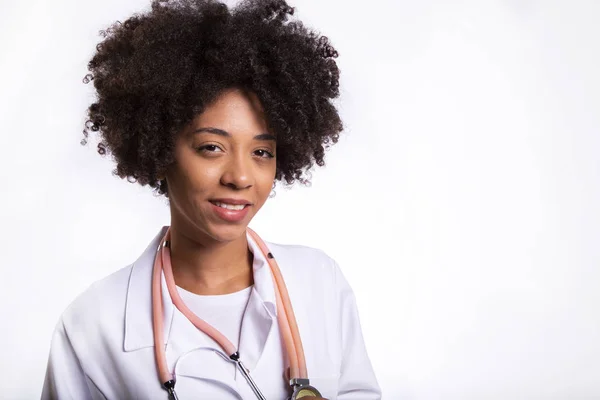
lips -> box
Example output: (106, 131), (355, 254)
(209, 200), (251, 222)
(209, 198), (252, 206)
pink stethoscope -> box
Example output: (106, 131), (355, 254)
(151, 226), (322, 400)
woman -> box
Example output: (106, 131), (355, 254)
(42, 0), (381, 399)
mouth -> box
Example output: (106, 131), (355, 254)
(208, 200), (252, 223)
(209, 200), (250, 211)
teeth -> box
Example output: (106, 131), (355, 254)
(214, 201), (246, 211)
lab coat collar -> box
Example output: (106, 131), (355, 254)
(123, 225), (277, 363)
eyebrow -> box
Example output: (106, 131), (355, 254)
(192, 127), (276, 142)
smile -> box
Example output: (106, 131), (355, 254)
(212, 201), (247, 211)
(209, 200), (251, 223)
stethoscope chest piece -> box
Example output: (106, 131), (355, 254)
(289, 379), (321, 399)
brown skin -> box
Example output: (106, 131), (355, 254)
(161, 88), (277, 295)
(158, 88), (328, 400)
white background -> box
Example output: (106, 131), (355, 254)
(1, 0), (599, 398)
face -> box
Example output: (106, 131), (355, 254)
(164, 88), (277, 243)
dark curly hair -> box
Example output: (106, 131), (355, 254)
(81, 0), (342, 197)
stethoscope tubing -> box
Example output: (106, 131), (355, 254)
(246, 228), (308, 380)
(151, 227), (309, 399)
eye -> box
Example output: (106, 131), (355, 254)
(254, 149), (275, 159)
(197, 144), (223, 153)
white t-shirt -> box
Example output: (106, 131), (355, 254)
(176, 285), (253, 376)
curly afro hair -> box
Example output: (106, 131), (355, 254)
(81, 0), (342, 197)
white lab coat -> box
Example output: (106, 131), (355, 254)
(42, 226), (381, 399)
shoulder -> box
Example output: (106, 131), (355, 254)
(58, 264), (133, 340)
(265, 240), (340, 276)
(262, 240), (349, 301)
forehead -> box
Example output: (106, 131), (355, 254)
(192, 88), (269, 135)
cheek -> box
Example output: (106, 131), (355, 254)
(178, 167), (216, 214)
(191, 167), (220, 190)
(167, 171), (210, 210)
(177, 156), (220, 192)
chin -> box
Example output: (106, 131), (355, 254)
(204, 223), (250, 243)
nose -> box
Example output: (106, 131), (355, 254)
(220, 153), (253, 190)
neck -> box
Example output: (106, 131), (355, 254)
(167, 224), (254, 296)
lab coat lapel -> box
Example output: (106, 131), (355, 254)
(124, 226), (172, 352)
(237, 232), (277, 373)
(237, 288), (274, 373)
